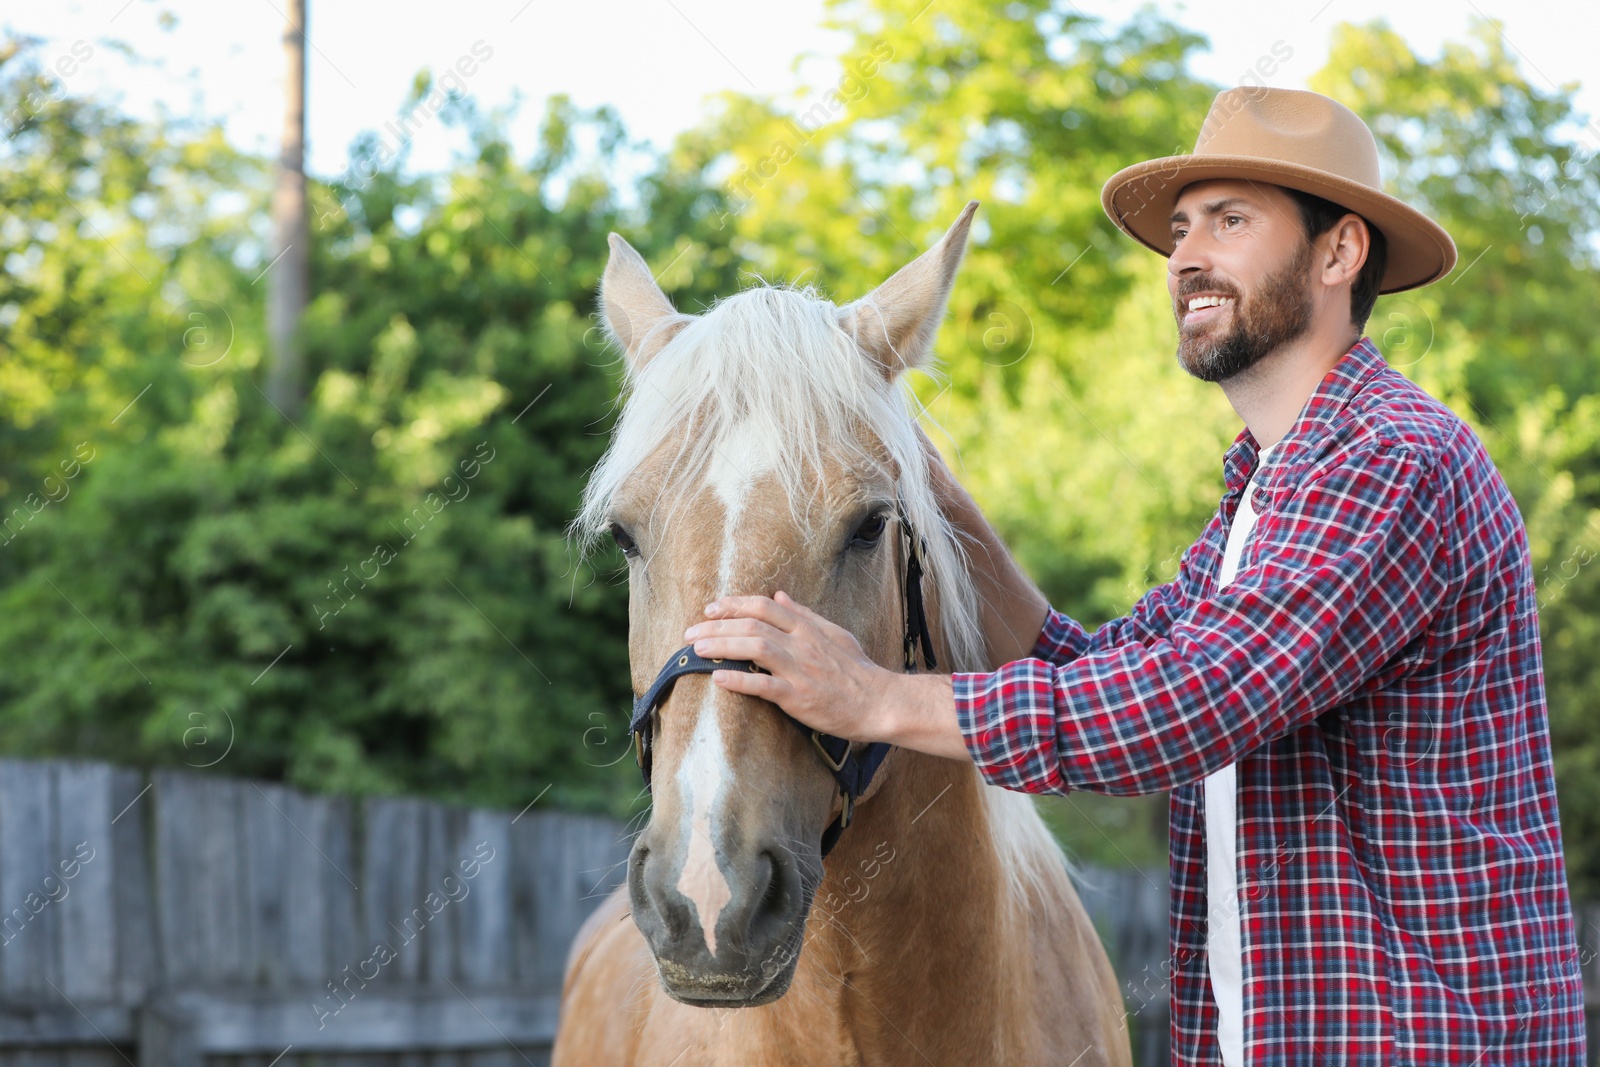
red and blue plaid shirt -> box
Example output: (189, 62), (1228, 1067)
(953, 337), (1586, 1065)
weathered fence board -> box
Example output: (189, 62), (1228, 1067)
(143, 988), (559, 1053)
(459, 810), (512, 987)
(0, 761), (60, 996)
(362, 796), (430, 987)
(155, 771), (250, 986)
(511, 810), (632, 992)
(111, 767), (156, 1004)
(53, 764), (114, 1004)
(0, 1053), (130, 1067)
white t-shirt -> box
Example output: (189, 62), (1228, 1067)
(1205, 441), (1276, 1067)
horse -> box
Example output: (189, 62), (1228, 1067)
(553, 202), (1131, 1066)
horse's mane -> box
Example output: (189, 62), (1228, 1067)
(574, 279), (1075, 904)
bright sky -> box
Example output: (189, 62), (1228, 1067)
(6, 0), (1595, 180)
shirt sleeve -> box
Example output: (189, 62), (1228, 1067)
(1028, 536), (1210, 665)
(954, 441), (1451, 796)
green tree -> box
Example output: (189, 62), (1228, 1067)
(0, 48), (737, 816)
(3, 6), (1598, 900)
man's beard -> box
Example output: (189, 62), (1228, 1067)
(1174, 241), (1314, 383)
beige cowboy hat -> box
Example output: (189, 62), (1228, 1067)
(1100, 86), (1456, 294)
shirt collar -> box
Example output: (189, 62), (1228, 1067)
(1222, 336), (1387, 493)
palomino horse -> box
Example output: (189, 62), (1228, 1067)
(554, 202), (1130, 1066)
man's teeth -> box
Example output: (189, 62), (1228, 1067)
(1187, 295), (1235, 312)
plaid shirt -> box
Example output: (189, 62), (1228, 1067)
(953, 337), (1586, 1065)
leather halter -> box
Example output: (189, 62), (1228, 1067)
(628, 506), (938, 859)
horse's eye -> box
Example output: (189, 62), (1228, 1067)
(609, 522), (639, 557)
(850, 513), (887, 548)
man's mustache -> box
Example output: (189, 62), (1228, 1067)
(1176, 275), (1242, 301)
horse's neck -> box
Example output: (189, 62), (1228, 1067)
(783, 747), (1039, 1059)
(820, 745), (1002, 897)
(798, 747), (1021, 1024)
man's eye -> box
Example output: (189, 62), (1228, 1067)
(609, 522), (639, 557)
(849, 513), (887, 548)
(1224, 215), (1243, 227)
(1172, 228), (1187, 242)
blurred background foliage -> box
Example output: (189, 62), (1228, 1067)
(2, 0), (1597, 891)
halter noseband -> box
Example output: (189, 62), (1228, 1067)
(628, 505), (938, 859)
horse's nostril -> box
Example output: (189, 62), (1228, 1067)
(732, 848), (797, 958)
(757, 850), (789, 915)
(760, 853), (780, 910)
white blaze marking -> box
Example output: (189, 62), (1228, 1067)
(676, 709), (733, 956)
(674, 419), (777, 957)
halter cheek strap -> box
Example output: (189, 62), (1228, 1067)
(628, 506), (937, 860)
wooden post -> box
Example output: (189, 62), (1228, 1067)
(265, 0), (310, 418)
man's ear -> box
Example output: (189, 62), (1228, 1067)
(837, 200), (979, 381)
(600, 233), (694, 373)
(1323, 213), (1371, 286)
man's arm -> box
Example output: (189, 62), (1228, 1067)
(921, 426), (1204, 668)
(953, 442), (1451, 796)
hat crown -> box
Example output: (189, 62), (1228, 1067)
(1194, 86), (1382, 192)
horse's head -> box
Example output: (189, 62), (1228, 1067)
(577, 203), (985, 1007)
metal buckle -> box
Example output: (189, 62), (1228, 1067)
(810, 729), (848, 773)
(838, 789), (853, 830)
(634, 728), (646, 771)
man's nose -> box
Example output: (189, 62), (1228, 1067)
(1169, 228), (1214, 280)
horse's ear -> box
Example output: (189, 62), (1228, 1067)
(600, 233), (694, 372)
(837, 200), (978, 380)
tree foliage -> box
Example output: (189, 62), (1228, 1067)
(0, 48), (744, 813)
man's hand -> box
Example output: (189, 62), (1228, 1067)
(685, 592), (896, 741)
(684, 592), (970, 760)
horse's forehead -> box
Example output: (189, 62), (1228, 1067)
(704, 418), (781, 515)
(621, 416), (890, 525)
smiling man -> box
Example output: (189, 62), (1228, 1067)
(685, 87), (1587, 1064)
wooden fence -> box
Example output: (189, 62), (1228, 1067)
(1, 758), (1595, 1065)
(0, 759), (630, 1066)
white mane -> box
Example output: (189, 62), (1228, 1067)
(575, 281), (988, 674)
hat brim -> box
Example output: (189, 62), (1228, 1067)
(1101, 155), (1457, 295)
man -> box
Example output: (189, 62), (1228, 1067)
(685, 87), (1586, 1064)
